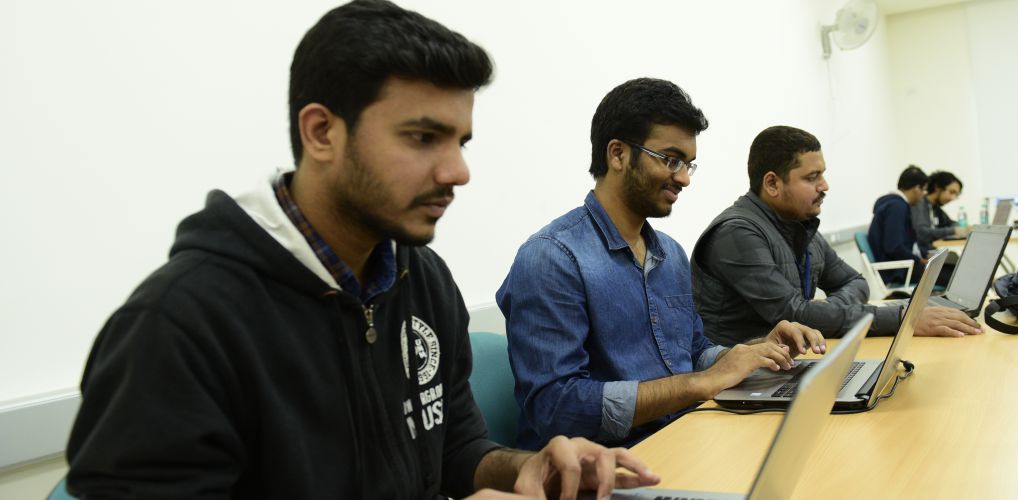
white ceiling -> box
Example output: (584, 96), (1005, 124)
(875, 0), (976, 16)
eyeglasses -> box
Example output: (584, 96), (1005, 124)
(622, 140), (698, 176)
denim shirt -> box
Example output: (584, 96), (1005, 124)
(496, 191), (724, 450)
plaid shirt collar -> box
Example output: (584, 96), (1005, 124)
(273, 172), (396, 302)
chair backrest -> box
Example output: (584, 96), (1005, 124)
(47, 477), (76, 500)
(857, 252), (890, 301)
(855, 232), (876, 263)
(468, 331), (518, 447)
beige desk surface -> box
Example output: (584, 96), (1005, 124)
(934, 235), (1018, 248)
(630, 309), (1018, 499)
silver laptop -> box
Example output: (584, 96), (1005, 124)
(599, 314), (871, 500)
(928, 224), (1013, 317)
(992, 199), (1013, 226)
(714, 248), (946, 411)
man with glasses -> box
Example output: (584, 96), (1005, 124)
(913, 170), (968, 256)
(691, 126), (981, 347)
(911, 170), (967, 285)
(496, 79), (823, 450)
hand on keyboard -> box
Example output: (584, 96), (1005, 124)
(764, 320), (826, 356)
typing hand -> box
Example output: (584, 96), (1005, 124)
(765, 320), (826, 356)
(514, 436), (660, 499)
(708, 343), (794, 394)
(914, 306), (982, 337)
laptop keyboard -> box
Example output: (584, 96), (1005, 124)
(771, 361), (865, 398)
(931, 295), (966, 309)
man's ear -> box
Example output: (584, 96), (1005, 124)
(298, 103), (347, 164)
(762, 171), (782, 198)
(606, 139), (628, 174)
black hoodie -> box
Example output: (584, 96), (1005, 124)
(66, 188), (499, 499)
(868, 193), (919, 284)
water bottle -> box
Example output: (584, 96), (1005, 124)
(958, 206), (968, 227)
(979, 198), (990, 225)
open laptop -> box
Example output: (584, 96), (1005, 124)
(714, 248), (946, 412)
(927, 224), (1013, 317)
(599, 314), (871, 500)
(992, 199), (1013, 226)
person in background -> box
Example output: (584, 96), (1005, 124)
(869, 165), (929, 285)
(64, 2), (658, 498)
(912, 170), (969, 251)
(911, 169), (967, 284)
(498, 80), (823, 451)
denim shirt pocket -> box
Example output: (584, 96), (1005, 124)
(663, 294), (696, 353)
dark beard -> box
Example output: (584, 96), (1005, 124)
(622, 162), (673, 219)
(333, 142), (440, 247)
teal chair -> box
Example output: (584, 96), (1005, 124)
(468, 331), (518, 447)
(854, 232), (876, 263)
(854, 231), (914, 299)
(47, 477), (76, 500)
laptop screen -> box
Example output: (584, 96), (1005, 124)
(992, 199), (1013, 226)
(944, 226), (1010, 309)
(864, 249), (946, 406)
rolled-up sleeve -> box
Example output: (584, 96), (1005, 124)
(598, 381), (638, 442)
(695, 345), (727, 371)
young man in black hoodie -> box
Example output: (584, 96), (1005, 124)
(65, 2), (659, 498)
(869, 165), (928, 285)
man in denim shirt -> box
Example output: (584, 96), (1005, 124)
(497, 79), (824, 450)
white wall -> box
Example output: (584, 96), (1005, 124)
(1, 0), (899, 404)
(967, 0), (1018, 203)
(885, 0), (1018, 223)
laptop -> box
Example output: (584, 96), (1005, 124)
(927, 224), (1013, 317)
(713, 248), (947, 412)
(597, 314), (871, 500)
(992, 199), (1014, 226)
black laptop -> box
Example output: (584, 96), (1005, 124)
(713, 249), (947, 411)
(926, 224), (1013, 317)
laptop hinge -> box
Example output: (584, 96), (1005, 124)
(855, 361), (883, 400)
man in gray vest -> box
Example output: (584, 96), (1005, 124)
(691, 126), (982, 345)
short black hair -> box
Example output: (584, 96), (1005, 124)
(926, 170), (963, 194)
(898, 164), (929, 190)
(747, 126), (822, 195)
(288, 0), (493, 165)
(588, 78), (708, 178)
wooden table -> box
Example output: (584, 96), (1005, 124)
(933, 235), (1018, 248)
(630, 309), (1018, 499)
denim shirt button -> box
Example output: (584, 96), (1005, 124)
(665, 360), (672, 367)
(651, 315), (657, 324)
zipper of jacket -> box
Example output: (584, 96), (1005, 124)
(363, 304), (377, 344)
(359, 298), (420, 495)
